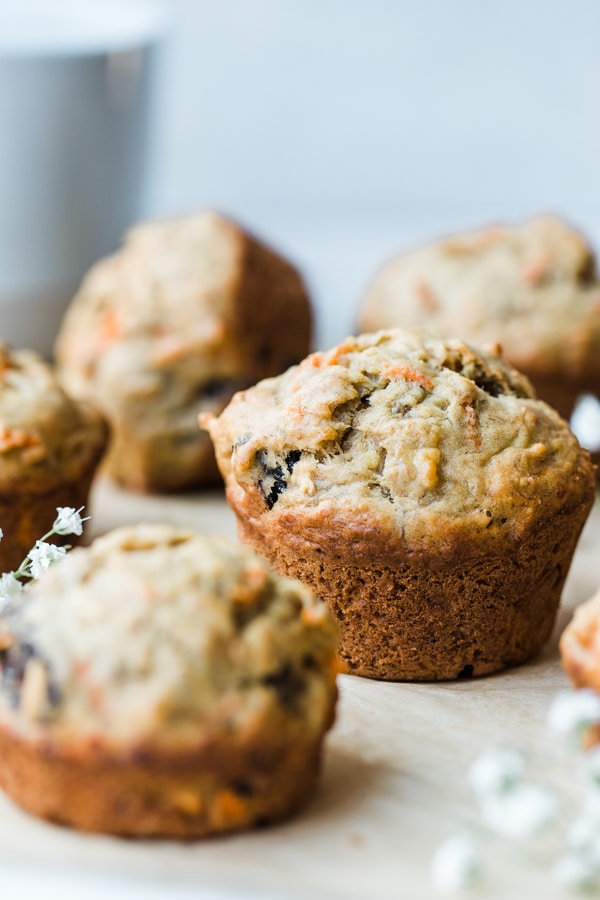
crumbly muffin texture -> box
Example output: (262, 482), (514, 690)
(55, 211), (312, 492)
(359, 216), (600, 418)
(0, 343), (105, 493)
(0, 525), (337, 749)
(204, 329), (595, 680)
(0, 525), (337, 835)
(0, 343), (106, 572)
(205, 329), (591, 557)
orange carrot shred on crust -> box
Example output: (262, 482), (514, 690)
(73, 659), (105, 712)
(460, 400), (481, 447)
(332, 656), (349, 675)
(521, 258), (548, 285)
(301, 605), (326, 626)
(0, 423), (42, 452)
(0, 633), (14, 651)
(325, 341), (356, 366)
(212, 790), (248, 825)
(288, 399), (307, 422)
(151, 337), (187, 364)
(384, 366), (433, 391)
(172, 789), (203, 816)
(98, 308), (122, 346)
(415, 280), (439, 312)
(231, 566), (268, 603)
(300, 352), (323, 369)
(141, 582), (157, 605)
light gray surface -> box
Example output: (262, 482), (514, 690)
(0, 0), (164, 355)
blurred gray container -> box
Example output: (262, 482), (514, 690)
(0, 0), (165, 356)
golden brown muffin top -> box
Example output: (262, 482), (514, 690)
(55, 211), (253, 402)
(0, 343), (105, 492)
(0, 525), (337, 750)
(54, 211), (311, 492)
(359, 216), (600, 378)
(204, 329), (594, 558)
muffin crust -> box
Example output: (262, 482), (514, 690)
(55, 212), (312, 492)
(204, 329), (595, 680)
(0, 344), (106, 571)
(0, 525), (338, 836)
(359, 216), (600, 419)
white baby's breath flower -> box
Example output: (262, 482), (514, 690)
(479, 783), (559, 840)
(0, 572), (23, 601)
(547, 690), (600, 743)
(52, 506), (88, 537)
(580, 791), (600, 829)
(430, 832), (484, 893)
(0, 510), (87, 610)
(0, 571), (22, 613)
(468, 746), (526, 798)
(567, 815), (600, 868)
(552, 852), (600, 892)
(27, 541), (67, 579)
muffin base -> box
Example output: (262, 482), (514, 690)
(236, 496), (592, 682)
(0, 720), (333, 837)
(0, 443), (106, 573)
(105, 428), (222, 494)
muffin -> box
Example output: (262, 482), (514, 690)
(55, 211), (312, 492)
(358, 216), (600, 420)
(560, 589), (600, 693)
(0, 525), (338, 837)
(0, 343), (106, 573)
(203, 329), (595, 681)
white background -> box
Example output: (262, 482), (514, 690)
(141, 0), (600, 347)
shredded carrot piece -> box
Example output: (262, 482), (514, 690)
(0, 632), (14, 651)
(141, 582), (157, 605)
(300, 352), (323, 369)
(172, 789), (203, 816)
(415, 280), (439, 312)
(460, 401), (481, 448)
(73, 659), (105, 712)
(521, 258), (548, 285)
(301, 605), (327, 626)
(326, 341), (356, 366)
(0, 423), (41, 452)
(332, 655), (349, 675)
(213, 790), (248, 825)
(231, 566), (267, 603)
(288, 399), (307, 422)
(98, 308), (122, 345)
(151, 336), (187, 364)
(384, 366), (433, 391)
